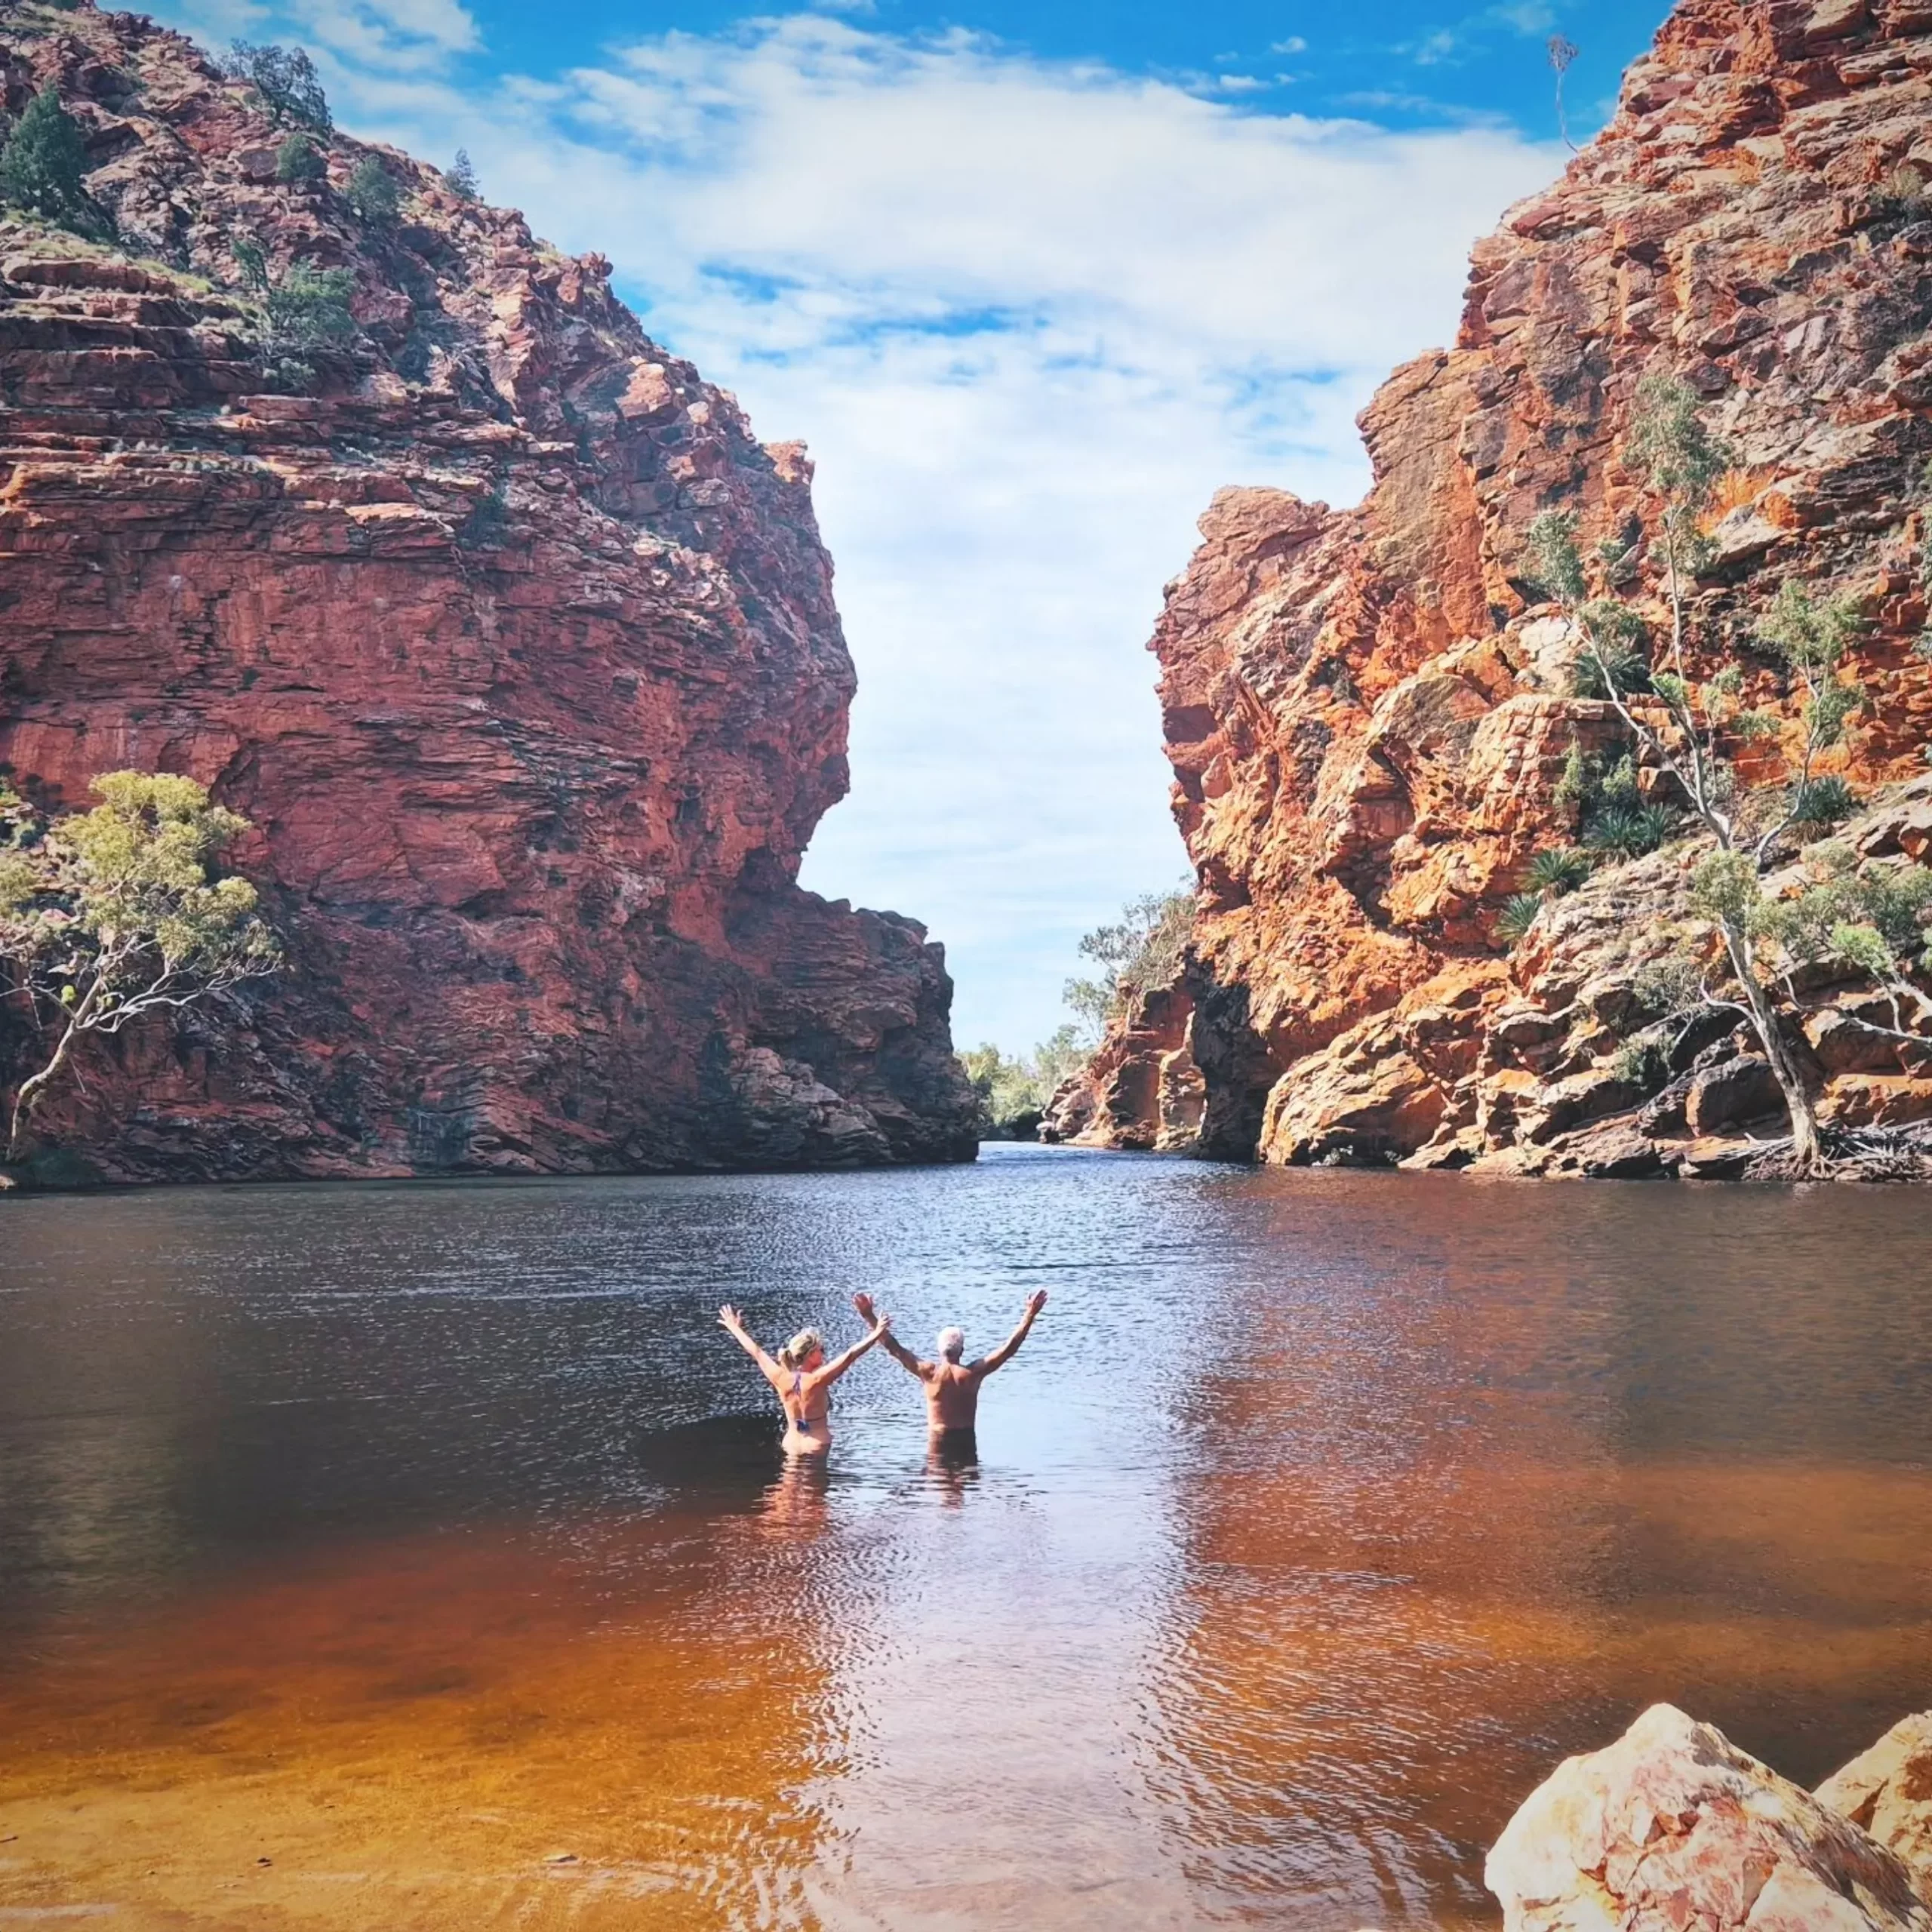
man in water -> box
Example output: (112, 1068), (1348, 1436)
(852, 1289), (1048, 1436)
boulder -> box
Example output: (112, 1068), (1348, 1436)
(1681, 1137), (1756, 1180)
(1817, 1712), (1932, 1906)
(1487, 1704), (1932, 1932)
(1569, 1121), (1669, 1179)
(1687, 1057), (1788, 1135)
(1807, 1010), (1906, 1076)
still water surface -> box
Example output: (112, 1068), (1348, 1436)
(2, 1147), (1930, 1930)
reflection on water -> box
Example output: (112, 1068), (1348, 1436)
(2, 1150), (1930, 1930)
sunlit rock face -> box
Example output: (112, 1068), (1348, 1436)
(1818, 1710), (1932, 1906)
(1075, 0), (1932, 1170)
(1487, 1703), (1932, 1932)
(0, 7), (980, 1178)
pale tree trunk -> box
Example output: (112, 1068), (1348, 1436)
(1721, 924), (1823, 1175)
(7, 1002), (89, 1164)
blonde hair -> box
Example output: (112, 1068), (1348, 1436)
(778, 1327), (823, 1369)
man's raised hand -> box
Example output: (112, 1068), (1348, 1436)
(1026, 1290), (1048, 1317)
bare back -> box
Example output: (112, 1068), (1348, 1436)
(858, 1289), (1046, 1434)
(779, 1369), (833, 1454)
(923, 1358), (986, 1432)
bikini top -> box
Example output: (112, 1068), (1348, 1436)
(789, 1370), (828, 1433)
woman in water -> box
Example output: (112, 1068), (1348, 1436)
(718, 1302), (892, 1456)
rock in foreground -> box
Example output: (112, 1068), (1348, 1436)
(1487, 1704), (1932, 1932)
(1819, 1712), (1932, 1908)
(0, 8), (979, 1179)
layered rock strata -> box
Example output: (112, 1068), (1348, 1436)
(0, 7), (979, 1178)
(1057, 0), (1932, 1174)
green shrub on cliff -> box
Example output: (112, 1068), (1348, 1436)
(275, 133), (326, 184)
(446, 149), (479, 201)
(255, 261), (358, 383)
(1494, 891), (1546, 946)
(1524, 847), (1593, 895)
(0, 774), (281, 1162)
(346, 155), (400, 227)
(0, 88), (110, 239)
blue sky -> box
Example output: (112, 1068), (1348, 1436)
(153, 0), (1674, 1054)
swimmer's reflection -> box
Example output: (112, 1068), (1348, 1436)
(925, 1429), (980, 1507)
(758, 1450), (832, 1535)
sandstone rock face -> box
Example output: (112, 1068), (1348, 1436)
(0, 9), (979, 1177)
(1039, 984), (1201, 1150)
(1818, 1711), (1932, 1906)
(1079, 0), (1932, 1173)
(1487, 1703), (1932, 1932)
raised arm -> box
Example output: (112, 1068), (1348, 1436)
(854, 1293), (932, 1380)
(807, 1315), (893, 1392)
(718, 1304), (785, 1389)
(974, 1290), (1048, 1376)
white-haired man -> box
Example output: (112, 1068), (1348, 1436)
(852, 1289), (1048, 1435)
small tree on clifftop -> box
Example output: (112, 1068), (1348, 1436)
(0, 774), (282, 1162)
(228, 41), (331, 134)
(1525, 375), (1893, 1174)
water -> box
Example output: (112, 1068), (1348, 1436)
(2, 1146), (1929, 1931)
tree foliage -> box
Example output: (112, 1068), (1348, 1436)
(275, 132), (325, 183)
(0, 774), (282, 1160)
(228, 41), (331, 133)
(1689, 843), (1932, 1047)
(959, 1025), (1088, 1136)
(235, 253), (357, 386)
(0, 87), (109, 238)
(1063, 884), (1195, 1035)
(1523, 375), (1903, 1171)
(346, 154), (399, 226)
(268, 263), (355, 349)
(446, 149), (478, 201)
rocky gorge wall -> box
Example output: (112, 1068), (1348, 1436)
(1050, 0), (1932, 1177)
(0, 6), (980, 1179)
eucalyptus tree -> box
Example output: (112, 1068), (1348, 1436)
(0, 774), (281, 1161)
(1525, 375), (1897, 1172)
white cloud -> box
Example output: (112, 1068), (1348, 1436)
(290, 0), (478, 68)
(146, 5), (1559, 1049)
(172, 0), (479, 66)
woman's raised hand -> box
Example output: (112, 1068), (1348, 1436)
(718, 1303), (744, 1331)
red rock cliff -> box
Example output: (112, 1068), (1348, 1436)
(0, 6), (980, 1178)
(1059, 0), (1932, 1174)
